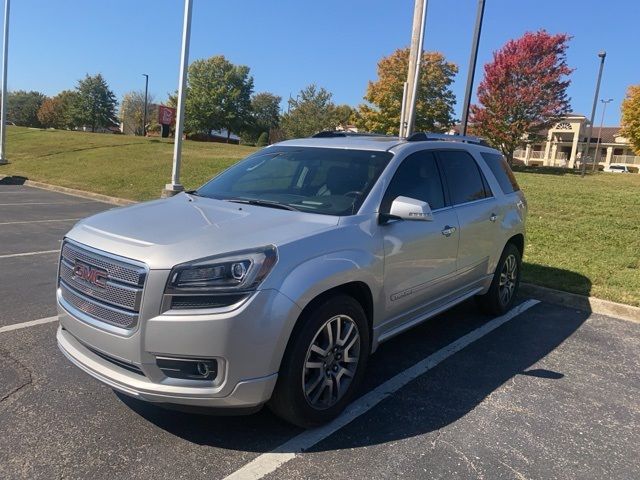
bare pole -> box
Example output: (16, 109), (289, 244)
(0, 0), (10, 164)
(164, 0), (193, 196)
(401, 0), (425, 137)
(460, 0), (485, 136)
(405, 0), (429, 136)
(142, 74), (149, 137)
(399, 81), (408, 138)
(581, 51), (606, 178)
(593, 98), (612, 171)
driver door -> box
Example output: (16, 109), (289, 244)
(379, 150), (459, 333)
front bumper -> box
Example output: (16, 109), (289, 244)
(57, 287), (301, 408)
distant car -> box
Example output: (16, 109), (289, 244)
(604, 164), (630, 173)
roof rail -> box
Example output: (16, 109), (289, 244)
(311, 131), (395, 138)
(406, 132), (489, 146)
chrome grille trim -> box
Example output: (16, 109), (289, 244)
(61, 242), (146, 286)
(60, 281), (138, 330)
(58, 240), (148, 332)
(59, 259), (141, 310)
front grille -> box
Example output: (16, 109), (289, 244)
(59, 241), (147, 331)
(85, 345), (145, 376)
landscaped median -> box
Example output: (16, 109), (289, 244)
(2, 126), (639, 307)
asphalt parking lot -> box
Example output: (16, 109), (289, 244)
(1, 184), (638, 480)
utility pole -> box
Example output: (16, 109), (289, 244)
(142, 74), (149, 137)
(163, 0), (192, 197)
(401, 0), (428, 138)
(581, 51), (606, 177)
(0, 0), (10, 165)
(405, 0), (427, 137)
(593, 98), (613, 171)
(460, 0), (486, 136)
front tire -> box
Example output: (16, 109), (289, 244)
(476, 242), (522, 316)
(268, 294), (370, 428)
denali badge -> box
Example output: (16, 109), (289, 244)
(73, 260), (108, 288)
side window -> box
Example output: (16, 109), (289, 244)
(480, 152), (520, 194)
(381, 151), (445, 212)
(437, 150), (489, 205)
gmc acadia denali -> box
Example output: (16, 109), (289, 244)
(56, 132), (527, 427)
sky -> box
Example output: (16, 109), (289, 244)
(7, 0), (639, 126)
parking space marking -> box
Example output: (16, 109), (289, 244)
(224, 299), (540, 480)
(0, 315), (58, 334)
(0, 218), (82, 226)
(0, 201), (96, 206)
(0, 249), (59, 259)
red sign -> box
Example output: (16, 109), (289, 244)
(158, 105), (176, 126)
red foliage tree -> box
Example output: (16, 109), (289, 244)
(470, 30), (573, 164)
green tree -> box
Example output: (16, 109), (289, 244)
(239, 92), (281, 144)
(7, 90), (46, 127)
(256, 131), (269, 147)
(355, 49), (458, 135)
(184, 55), (254, 141)
(620, 84), (640, 154)
(72, 74), (118, 132)
(281, 84), (341, 138)
(121, 90), (157, 136)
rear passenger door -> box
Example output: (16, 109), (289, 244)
(436, 150), (499, 286)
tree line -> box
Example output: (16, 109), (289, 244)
(6, 32), (639, 157)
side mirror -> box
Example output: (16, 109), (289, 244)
(382, 196), (433, 223)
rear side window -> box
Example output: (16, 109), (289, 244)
(381, 151), (445, 212)
(437, 150), (489, 205)
(480, 152), (520, 194)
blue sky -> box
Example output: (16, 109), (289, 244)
(7, 0), (639, 125)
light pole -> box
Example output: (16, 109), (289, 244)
(460, 0), (486, 136)
(593, 98), (613, 171)
(163, 0), (192, 197)
(400, 0), (429, 137)
(581, 51), (606, 177)
(0, 0), (10, 165)
(142, 74), (149, 137)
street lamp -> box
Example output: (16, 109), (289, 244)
(593, 98), (613, 171)
(0, 0), (10, 165)
(460, 0), (486, 136)
(142, 74), (149, 137)
(581, 51), (607, 177)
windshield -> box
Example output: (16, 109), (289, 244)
(196, 146), (393, 215)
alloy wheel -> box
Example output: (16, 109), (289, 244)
(499, 254), (518, 306)
(302, 314), (361, 410)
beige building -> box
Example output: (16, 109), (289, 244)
(513, 114), (639, 172)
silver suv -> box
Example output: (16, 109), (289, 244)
(56, 133), (527, 427)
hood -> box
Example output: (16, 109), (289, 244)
(66, 194), (339, 269)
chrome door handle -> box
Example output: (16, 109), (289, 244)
(441, 225), (456, 237)
(489, 213), (497, 222)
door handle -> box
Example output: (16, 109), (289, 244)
(441, 225), (456, 237)
(489, 213), (497, 222)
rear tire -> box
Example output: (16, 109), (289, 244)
(268, 294), (370, 428)
(476, 242), (522, 316)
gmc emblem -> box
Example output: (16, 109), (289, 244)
(73, 260), (108, 289)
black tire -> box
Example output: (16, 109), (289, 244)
(268, 294), (370, 428)
(476, 242), (522, 316)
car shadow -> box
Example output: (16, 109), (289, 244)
(118, 267), (592, 453)
(0, 175), (28, 185)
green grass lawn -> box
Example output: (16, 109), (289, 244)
(2, 126), (639, 306)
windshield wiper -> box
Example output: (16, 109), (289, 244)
(224, 198), (300, 212)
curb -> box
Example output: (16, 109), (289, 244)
(1, 176), (137, 206)
(521, 283), (640, 323)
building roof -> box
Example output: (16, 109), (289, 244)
(588, 126), (621, 144)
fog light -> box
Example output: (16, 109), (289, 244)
(156, 357), (218, 381)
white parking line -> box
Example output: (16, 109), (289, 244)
(0, 202), (95, 206)
(0, 218), (81, 226)
(0, 250), (59, 259)
(224, 299), (540, 480)
(0, 316), (58, 334)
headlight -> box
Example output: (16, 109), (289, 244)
(163, 246), (277, 311)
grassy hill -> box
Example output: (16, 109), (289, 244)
(0, 127), (257, 200)
(1, 126), (639, 306)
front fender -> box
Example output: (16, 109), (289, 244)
(277, 249), (383, 317)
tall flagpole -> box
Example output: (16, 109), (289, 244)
(0, 0), (10, 165)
